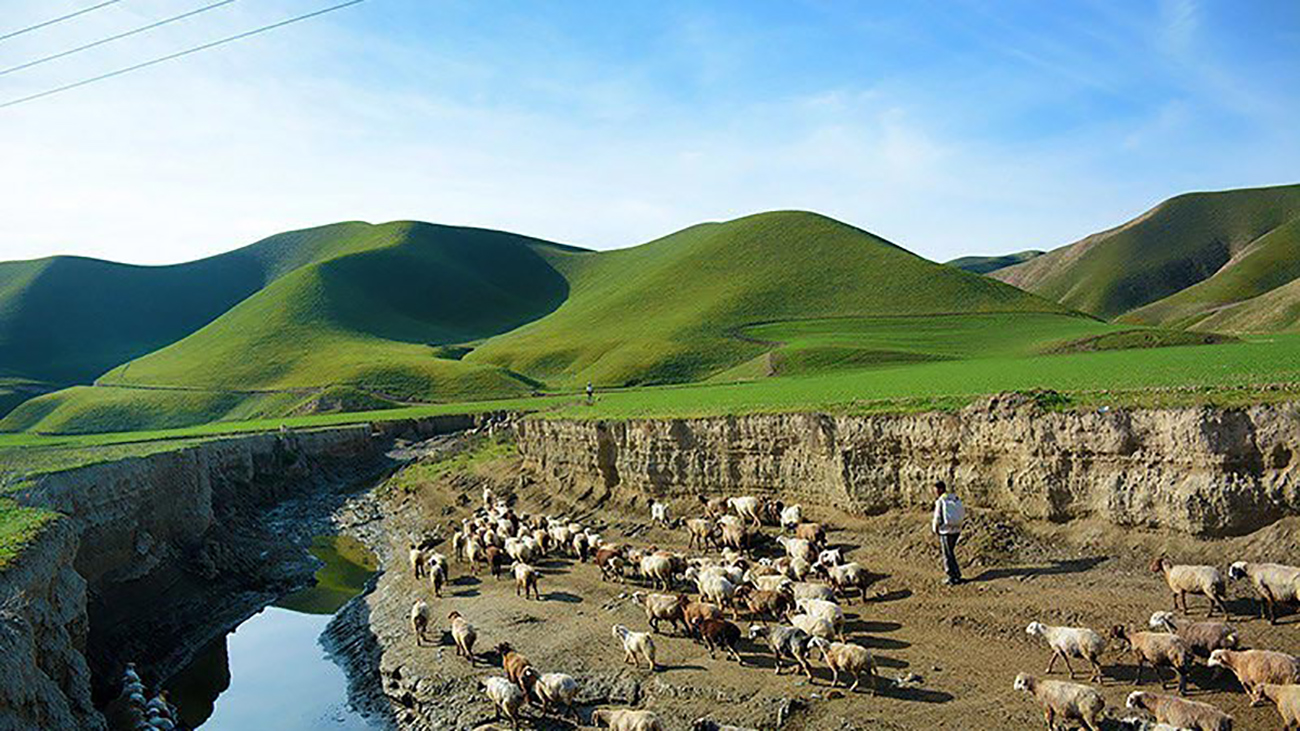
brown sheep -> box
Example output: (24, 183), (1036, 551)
(794, 522), (826, 546)
(733, 585), (793, 623)
(681, 598), (724, 640)
(632, 592), (688, 635)
(513, 562), (542, 600)
(1111, 625), (1191, 695)
(1151, 557), (1229, 617)
(596, 546), (626, 582)
(698, 495), (728, 519)
(692, 617), (743, 663)
(484, 545), (505, 579)
(1259, 683), (1300, 730)
(685, 518), (719, 550)
(1125, 691), (1232, 731)
(1208, 648), (1300, 704)
(496, 642), (533, 686)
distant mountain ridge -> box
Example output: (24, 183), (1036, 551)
(992, 183), (1300, 330)
(947, 250), (1044, 275)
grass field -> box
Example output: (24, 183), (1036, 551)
(0, 499), (60, 571)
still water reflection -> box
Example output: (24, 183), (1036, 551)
(166, 535), (380, 729)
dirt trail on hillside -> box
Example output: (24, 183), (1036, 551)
(341, 446), (1300, 730)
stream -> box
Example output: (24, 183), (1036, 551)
(164, 535), (382, 730)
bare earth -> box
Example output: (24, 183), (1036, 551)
(352, 448), (1300, 730)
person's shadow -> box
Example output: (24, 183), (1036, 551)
(968, 556), (1108, 583)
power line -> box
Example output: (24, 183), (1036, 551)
(0, 0), (239, 78)
(0, 0), (367, 110)
(0, 1), (124, 44)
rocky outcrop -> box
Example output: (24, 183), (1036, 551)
(0, 518), (100, 730)
(516, 395), (1300, 536)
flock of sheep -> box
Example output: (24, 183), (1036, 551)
(402, 483), (1300, 730)
(404, 489), (883, 730)
(1017, 559), (1300, 730)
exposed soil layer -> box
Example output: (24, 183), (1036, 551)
(337, 436), (1300, 730)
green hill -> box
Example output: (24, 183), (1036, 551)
(992, 184), (1300, 327)
(467, 210), (1071, 387)
(946, 250), (1043, 275)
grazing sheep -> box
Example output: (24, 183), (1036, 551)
(513, 562), (542, 600)
(651, 501), (672, 527)
(780, 504), (803, 532)
(1025, 621), (1108, 682)
(1126, 691), (1232, 731)
(612, 624), (658, 670)
(788, 582), (837, 603)
(692, 719), (757, 731)
(1152, 558), (1229, 617)
(815, 548), (845, 568)
(699, 495), (729, 519)
(773, 556), (812, 582)
(639, 553), (681, 592)
(824, 562), (872, 602)
(681, 599), (725, 639)
(1148, 612), (1238, 659)
(1013, 673), (1105, 731)
(1208, 648), (1300, 704)
(410, 600), (432, 645)
(596, 546), (626, 582)
(1111, 626), (1191, 695)
(519, 668), (579, 719)
(794, 522), (826, 546)
(496, 642), (532, 686)
(426, 553), (448, 597)
(809, 637), (876, 693)
(1228, 561), (1300, 623)
(685, 518), (718, 551)
(480, 676), (525, 731)
(776, 535), (815, 565)
(727, 496), (763, 527)
(748, 624), (815, 678)
(592, 708), (665, 731)
(694, 572), (739, 615)
(795, 597), (846, 639)
(409, 544), (427, 579)
(1257, 683), (1300, 729)
(789, 612), (836, 641)
(484, 545), (506, 580)
(718, 521), (751, 552)
(448, 611), (477, 661)
(751, 574), (792, 594)
(692, 617), (743, 663)
(733, 586), (793, 623)
(632, 592), (688, 635)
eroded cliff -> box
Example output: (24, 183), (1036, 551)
(516, 394), (1300, 536)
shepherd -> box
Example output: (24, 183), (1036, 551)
(931, 479), (965, 586)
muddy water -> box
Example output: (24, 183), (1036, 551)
(166, 535), (381, 730)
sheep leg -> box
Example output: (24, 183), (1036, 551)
(830, 666), (841, 687)
(1175, 666), (1186, 696)
(1133, 657), (1146, 686)
(773, 652), (784, 675)
(1061, 654), (1077, 679)
(1044, 706), (1055, 731)
(1089, 658), (1103, 684)
(727, 643), (742, 664)
(1045, 652), (1059, 675)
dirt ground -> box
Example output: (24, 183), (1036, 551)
(356, 443), (1300, 731)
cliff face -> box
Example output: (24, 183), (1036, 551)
(516, 395), (1300, 537)
(0, 519), (98, 730)
(0, 413), (482, 731)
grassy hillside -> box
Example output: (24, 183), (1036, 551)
(993, 184), (1300, 322)
(96, 222), (570, 399)
(946, 250), (1043, 274)
(469, 211), (1070, 387)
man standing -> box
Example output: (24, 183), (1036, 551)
(931, 480), (965, 585)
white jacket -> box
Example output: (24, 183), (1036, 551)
(932, 493), (965, 535)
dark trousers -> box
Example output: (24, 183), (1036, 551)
(940, 532), (962, 582)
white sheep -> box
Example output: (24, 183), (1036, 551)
(779, 504), (802, 532)
(1151, 558), (1228, 617)
(788, 612), (836, 640)
(1013, 673), (1104, 731)
(1228, 561), (1300, 623)
(592, 708), (665, 731)
(1125, 691), (1232, 731)
(795, 598), (845, 640)
(513, 561), (542, 600)
(481, 676), (525, 730)
(788, 582), (837, 603)
(1025, 621), (1107, 682)
(651, 501), (672, 527)
(519, 668), (579, 719)
(776, 535), (815, 564)
(809, 637), (876, 693)
(639, 553), (679, 591)
(448, 611), (477, 661)
(612, 624), (658, 670)
(727, 496), (763, 527)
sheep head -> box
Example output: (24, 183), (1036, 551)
(1228, 561), (1248, 580)
(1012, 673), (1034, 692)
(1125, 691), (1148, 710)
(1207, 649), (1228, 667)
(1025, 621), (1044, 637)
(1148, 611), (1175, 631)
(747, 624), (768, 640)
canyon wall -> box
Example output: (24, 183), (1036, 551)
(0, 413), (483, 731)
(516, 395), (1300, 537)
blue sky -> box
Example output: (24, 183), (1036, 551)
(0, 0), (1297, 264)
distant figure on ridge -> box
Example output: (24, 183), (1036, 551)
(931, 479), (965, 586)
(586, 382), (594, 405)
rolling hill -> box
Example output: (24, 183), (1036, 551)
(992, 183), (1300, 329)
(946, 250), (1043, 274)
(465, 211), (1073, 387)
